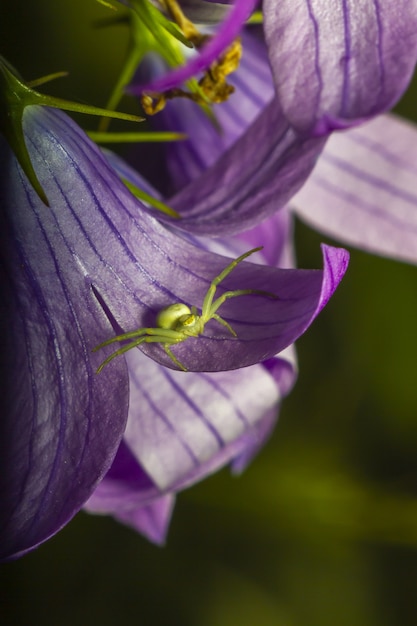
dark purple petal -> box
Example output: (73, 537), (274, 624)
(292, 114), (417, 264)
(0, 115), (130, 561)
(166, 99), (326, 235)
(94, 150), (349, 375)
(105, 153), (294, 271)
(264, 0), (417, 134)
(237, 205), (295, 269)
(129, 0), (258, 95)
(133, 242), (348, 372)
(84, 441), (162, 511)
(85, 439), (174, 544)
(84, 441), (174, 544)
(131, 36), (324, 236)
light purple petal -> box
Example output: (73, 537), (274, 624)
(86, 345), (296, 535)
(112, 495), (175, 545)
(129, 0), (258, 95)
(123, 350), (283, 489)
(264, 0), (417, 135)
(84, 441), (162, 512)
(83, 342), (290, 526)
(292, 114), (417, 264)
(231, 405), (278, 474)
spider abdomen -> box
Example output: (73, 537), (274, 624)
(156, 303), (193, 330)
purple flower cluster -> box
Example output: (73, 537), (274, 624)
(1, 0), (417, 559)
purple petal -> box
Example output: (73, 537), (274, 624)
(92, 153), (349, 375)
(166, 99), (326, 235)
(264, 0), (417, 134)
(238, 207), (295, 270)
(22, 107), (334, 375)
(116, 244), (346, 490)
(129, 0), (258, 95)
(231, 405), (278, 473)
(135, 242), (348, 372)
(84, 383), (284, 541)
(0, 113), (131, 561)
(131, 38), (324, 236)
(112, 495), (175, 545)
(84, 441), (162, 512)
(292, 114), (417, 264)
(123, 350), (284, 488)
(84, 441), (173, 544)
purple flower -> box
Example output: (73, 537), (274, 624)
(134, 7), (417, 264)
(133, 0), (417, 132)
(3, 0), (415, 558)
(0, 104), (348, 559)
(85, 0), (417, 543)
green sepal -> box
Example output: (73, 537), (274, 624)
(0, 55), (143, 206)
(95, 0), (118, 9)
(246, 11), (263, 24)
(121, 177), (180, 219)
(27, 71), (69, 89)
(87, 130), (186, 143)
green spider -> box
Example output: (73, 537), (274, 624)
(93, 247), (277, 373)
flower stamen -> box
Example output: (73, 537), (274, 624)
(141, 0), (242, 115)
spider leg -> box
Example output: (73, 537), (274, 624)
(93, 327), (150, 352)
(210, 288), (277, 317)
(201, 247), (263, 316)
(164, 344), (188, 372)
(95, 329), (187, 373)
(203, 288), (278, 334)
(211, 313), (236, 337)
(96, 335), (150, 374)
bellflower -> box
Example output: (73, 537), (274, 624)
(88, 0), (417, 543)
(130, 0), (417, 264)
(0, 94), (348, 559)
(134, 0), (417, 131)
(2, 0), (416, 560)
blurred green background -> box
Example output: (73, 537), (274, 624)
(2, 2), (417, 625)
